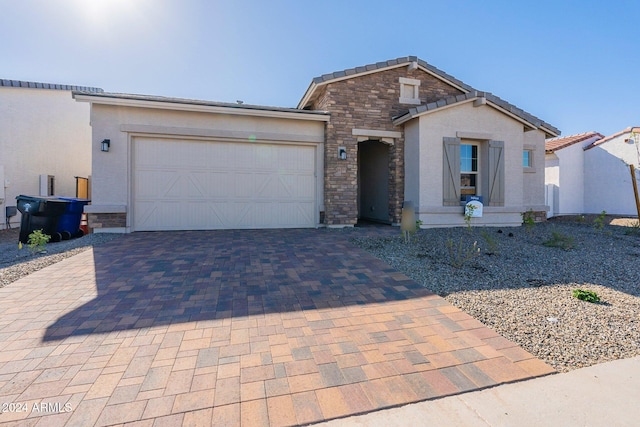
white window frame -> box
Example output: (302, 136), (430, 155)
(399, 77), (421, 105)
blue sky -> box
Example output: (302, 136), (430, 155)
(2, 0), (639, 137)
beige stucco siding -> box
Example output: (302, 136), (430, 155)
(408, 101), (546, 227)
(0, 87), (92, 228)
(87, 103), (326, 232)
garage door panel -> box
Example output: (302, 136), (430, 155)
(133, 138), (317, 231)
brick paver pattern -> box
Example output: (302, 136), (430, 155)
(0, 228), (554, 426)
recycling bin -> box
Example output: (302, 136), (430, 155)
(56, 197), (90, 239)
(16, 195), (69, 244)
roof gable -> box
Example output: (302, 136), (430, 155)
(545, 131), (604, 153)
(583, 127), (640, 151)
(392, 90), (561, 137)
(298, 56), (560, 138)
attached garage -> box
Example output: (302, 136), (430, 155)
(74, 92), (328, 233)
(133, 137), (318, 230)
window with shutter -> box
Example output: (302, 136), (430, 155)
(442, 138), (506, 207)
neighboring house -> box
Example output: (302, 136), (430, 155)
(0, 79), (103, 229)
(545, 131), (605, 217)
(74, 56), (560, 233)
(545, 128), (640, 217)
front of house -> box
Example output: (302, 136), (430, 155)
(75, 56), (559, 233)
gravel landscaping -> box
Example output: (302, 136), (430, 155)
(351, 216), (640, 373)
(0, 228), (122, 288)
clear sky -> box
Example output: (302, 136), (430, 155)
(2, 0), (639, 137)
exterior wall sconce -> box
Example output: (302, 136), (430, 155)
(101, 139), (111, 152)
(338, 147), (347, 160)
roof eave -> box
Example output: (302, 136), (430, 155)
(74, 92), (330, 122)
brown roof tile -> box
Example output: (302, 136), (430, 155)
(545, 131), (604, 153)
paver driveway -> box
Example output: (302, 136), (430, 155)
(0, 228), (554, 426)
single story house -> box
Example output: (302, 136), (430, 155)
(0, 79), (102, 229)
(546, 127), (640, 217)
(74, 56), (560, 233)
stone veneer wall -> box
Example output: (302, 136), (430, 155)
(88, 213), (126, 229)
(308, 67), (464, 225)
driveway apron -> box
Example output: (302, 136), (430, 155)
(0, 228), (554, 426)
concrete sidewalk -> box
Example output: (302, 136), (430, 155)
(315, 356), (640, 426)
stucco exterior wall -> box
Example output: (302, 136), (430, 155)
(87, 103), (326, 232)
(584, 135), (640, 215)
(552, 142), (585, 215)
(411, 101), (545, 227)
(0, 87), (92, 228)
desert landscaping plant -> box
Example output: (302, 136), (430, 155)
(572, 289), (600, 303)
(479, 229), (499, 255)
(446, 237), (480, 268)
(593, 210), (607, 230)
(543, 231), (574, 250)
(522, 209), (535, 233)
(27, 229), (50, 254)
(463, 204), (475, 230)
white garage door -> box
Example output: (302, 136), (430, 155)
(133, 137), (317, 231)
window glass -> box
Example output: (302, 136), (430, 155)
(523, 150), (532, 167)
(461, 144), (478, 200)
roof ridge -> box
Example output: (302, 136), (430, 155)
(1, 79), (103, 93)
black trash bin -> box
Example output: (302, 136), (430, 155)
(16, 195), (70, 244)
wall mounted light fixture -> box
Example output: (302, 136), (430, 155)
(338, 147), (347, 160)
(101, 139), (111, 152)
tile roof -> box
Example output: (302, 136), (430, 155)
(545, 131), (605, 153)
(583, 127), (640, 151)
(1, 79), (103, 93)
(300, 56), (560, 137)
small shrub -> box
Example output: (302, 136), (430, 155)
(446, 238), (480, 268)
(624, 220), (640, 236)
(572, 289), (600, 303)
(479, 229), (498, 255)
(543, 231), (574, 250)
(464, 204), (475, 230)
(27, 229), (50, 254)
(522, 209), (535, 233)
(593, 210), (607, 230)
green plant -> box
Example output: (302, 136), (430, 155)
(624, 220), (640, 236)
(464, 204), (475, 230)
(522, 209), (535, 232)
(27, 229), (50, 254)
(479, 230), (498, 255)
(446, 238), (480, 268)
(593, 210), (607, 230)
(543, 231), (574, 250)
(572, 289), (600, 303)
(575, 214), (586, 223)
